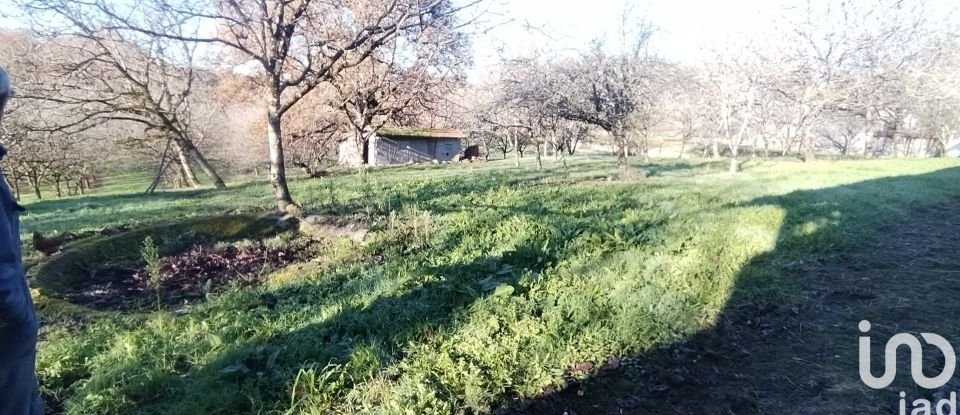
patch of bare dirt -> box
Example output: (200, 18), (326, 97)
(63, 242), (311, 310)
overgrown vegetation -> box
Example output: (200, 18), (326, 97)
(140, 237), (162, 308)
(25, 158), (960, 414)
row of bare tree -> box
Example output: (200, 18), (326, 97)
(465, 0), (960, 176)
(2, 0), (480, 207)
(2, 0), (958, 203)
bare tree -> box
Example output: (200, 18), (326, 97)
(772, 0), (930, 161)
(667, 80), (708, 159)
(37, 0), (483, 211)
(13, 5), (229, 189)
(909, 38), (960, 157)
(0, 105), (98, 199)
(701, 45), (762, 172)
(332, 16), (469, 168)
(545, 28), (658, 178)
(0, 29), (104, 199)
(285, 103), (342, 177)
(547, 120), (588, 168)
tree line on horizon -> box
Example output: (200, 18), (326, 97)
(0, 0), (957, 203)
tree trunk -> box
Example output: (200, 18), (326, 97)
(514, 134), (521, 167)
(266, 105), (295, 212)
(31, 178), (41, 200)
(935, 136), (948, 158)
(176, 143), (201, 188)
(613, 128), (635, 179)
(535, 143), (543, 170)
(801, 129), (815, 162)
(727, 114), (743, 172)
(617, 144), (631, 178)
(877, 137), (888, 156)
(728, 91), (754, 171)
(803, 144), (815, 161)
(861, 133), (870, 158)
(54, 175), (62, 198)
(711, 136), (720, 159)
(176, 165), (188, 188)
(180, 139), (226, 189)
(642, 137), (651, 164)
(146, 142), (173, 194)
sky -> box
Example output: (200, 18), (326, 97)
(0, 0), (782, 62)
(466, 0), (778, 77)
(3, 0), (957, 79)
(466, 0), (960, 80)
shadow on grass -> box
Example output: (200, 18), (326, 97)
(100, 232), (567, 414)
(23, 158), (700, 236)
(24, 180), (266, 213)
(499, 166), (960, 414)
(42, 162), (960, 414)
(20, 181), (270, 236)
(60, 165), (662, 414)
(308, 159), (706, 218)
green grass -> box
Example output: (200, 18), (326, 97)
(27, 156), (960, 414)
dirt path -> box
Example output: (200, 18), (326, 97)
(511, 202), (960, 414)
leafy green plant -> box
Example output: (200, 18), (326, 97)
(141, 236), (163, 306)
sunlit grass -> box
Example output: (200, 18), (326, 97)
(28, 156), (960, 414)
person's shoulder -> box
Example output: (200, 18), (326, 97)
(0, 173), (23, 213)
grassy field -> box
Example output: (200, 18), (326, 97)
(24, 156), (960, 414)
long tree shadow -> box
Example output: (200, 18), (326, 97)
(63, 162), (684, 414)
(22, 180), (271, 237)
(24, 180), (265, 212)
(45, 163), (960, 414)
(24, 158), (694, 237)
(502, 166), (960, 414)
(88, 207), (577, 414)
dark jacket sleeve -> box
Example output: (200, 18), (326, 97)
(0, 177), (29, 329)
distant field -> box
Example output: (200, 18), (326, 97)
(27, 156), (960, 414)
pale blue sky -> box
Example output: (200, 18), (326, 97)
(469, 0), (778, 72)
(468, 0), (960, 79)
(4, 0), (957, 79)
